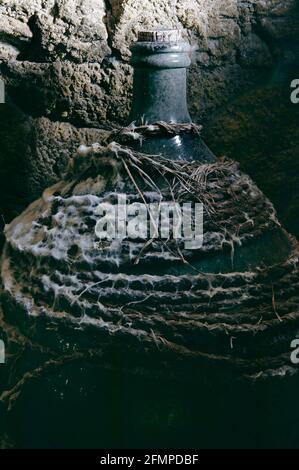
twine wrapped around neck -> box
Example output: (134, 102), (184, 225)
(109, 121), (202, 145)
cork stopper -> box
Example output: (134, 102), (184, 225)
(138, 28), (182, 43)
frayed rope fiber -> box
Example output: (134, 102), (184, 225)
(1, 123), (299, 412)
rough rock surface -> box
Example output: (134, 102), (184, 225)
(0, 0), (299, 237)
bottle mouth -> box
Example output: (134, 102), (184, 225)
(131, 27), (191, 59)
(138, 29), (183, 43)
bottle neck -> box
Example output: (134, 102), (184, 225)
(128, 41), (192, 125)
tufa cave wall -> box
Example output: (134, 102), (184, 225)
(0, 0), (299, 237)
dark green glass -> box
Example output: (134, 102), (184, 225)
(128, 33), (216, 163)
